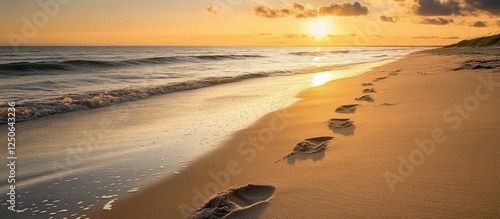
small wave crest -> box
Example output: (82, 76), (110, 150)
(0, 73), (269, 123)
(0, 54), (265, 74)
(288, 50), (349, 56)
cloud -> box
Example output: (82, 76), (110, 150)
(412, 36), (460, 39)
(318, 2), (369, 16)
(412, 36), (439, 39)
(415, 0), (462, 16)
(295, 10), (318, 18)
(411, 0), (499, 16)
(206, 6), (223, 15)
(380, 15), (396, 22)
(471, 20), (487, 27)
(253, 1), (369, 19)
(464, 0), (500, 15)
(292, 2), (305, 11)
(283, 33), (309, 38)
(418, 17), (454, 25)
(292, 2), (319, 18)
(253, 5), (292, 18)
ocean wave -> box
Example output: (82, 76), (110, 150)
(288, 50), (349, 56)
(0, 73), (269, 123)
(329, 50), (349, 54)
(289, 51), (324, 56)
(0, 54), (265, 73)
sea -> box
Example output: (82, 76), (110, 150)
(0, 46), (429, 218)
(0, 46), (426, 123)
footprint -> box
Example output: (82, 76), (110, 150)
(355, 95), (374, 102)
(362, 88), (376, 93)
(335, 104), (359, 114)
(375, 102), (399, 107)
(190, 184), (276, 219)
(389, 69), (401, 76)
(328, 119), (356, 136)
(328, 118), (353, 129)
(362, 82), (373, 86)
(275, 136), (333, 163)
(373, 77), (387, 82)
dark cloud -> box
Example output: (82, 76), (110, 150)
(290, 2), (317, 18)
(292, 2), (305, 11)
(253, 5), (292, 18)
(318, 2), (369, 16)
(253, 1), (369, 19)
(416, 0), (462, 16)
(206, 6), (223, 15)
(380, 15), (396, 22)
(471, 21), (487, 27)
(464, 0), (500, 15)
(295, 9), (318, 18)
(418, 17), (454, 25)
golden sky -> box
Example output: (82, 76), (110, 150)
(0, 0), (499, 46)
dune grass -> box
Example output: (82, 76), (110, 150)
(444, 33), (500, 48)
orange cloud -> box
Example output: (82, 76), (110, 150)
(417, 17), (454, 25)
(253, 1), (369, 19)
(206, 6), (223, 15)
(380, 15), (396, 22)
(318, 2), (369, 16)
(253, 5), (292, 18)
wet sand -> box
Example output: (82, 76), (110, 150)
(94, 48), (499, 218)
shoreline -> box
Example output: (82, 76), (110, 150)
(95, 48), (500, 218)
(0, 52), (411, 218)
(0, 46), (424, 124)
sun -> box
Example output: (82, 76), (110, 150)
(309, 18), (331, 39)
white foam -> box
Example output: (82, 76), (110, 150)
(16, 208), (28, 213)
(127, 188), (139, 193)
(102, 199), (117, 211)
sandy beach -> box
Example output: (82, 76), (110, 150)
(2, 1), (500, 218)
(92, 48), (500, 218)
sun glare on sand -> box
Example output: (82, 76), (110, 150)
(309, 18), (332, 39)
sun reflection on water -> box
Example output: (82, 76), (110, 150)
(311, 71), (338, 87)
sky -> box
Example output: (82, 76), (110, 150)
(0, 0), (499, 46)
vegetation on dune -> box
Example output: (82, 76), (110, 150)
(444, 33), (500, 48)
